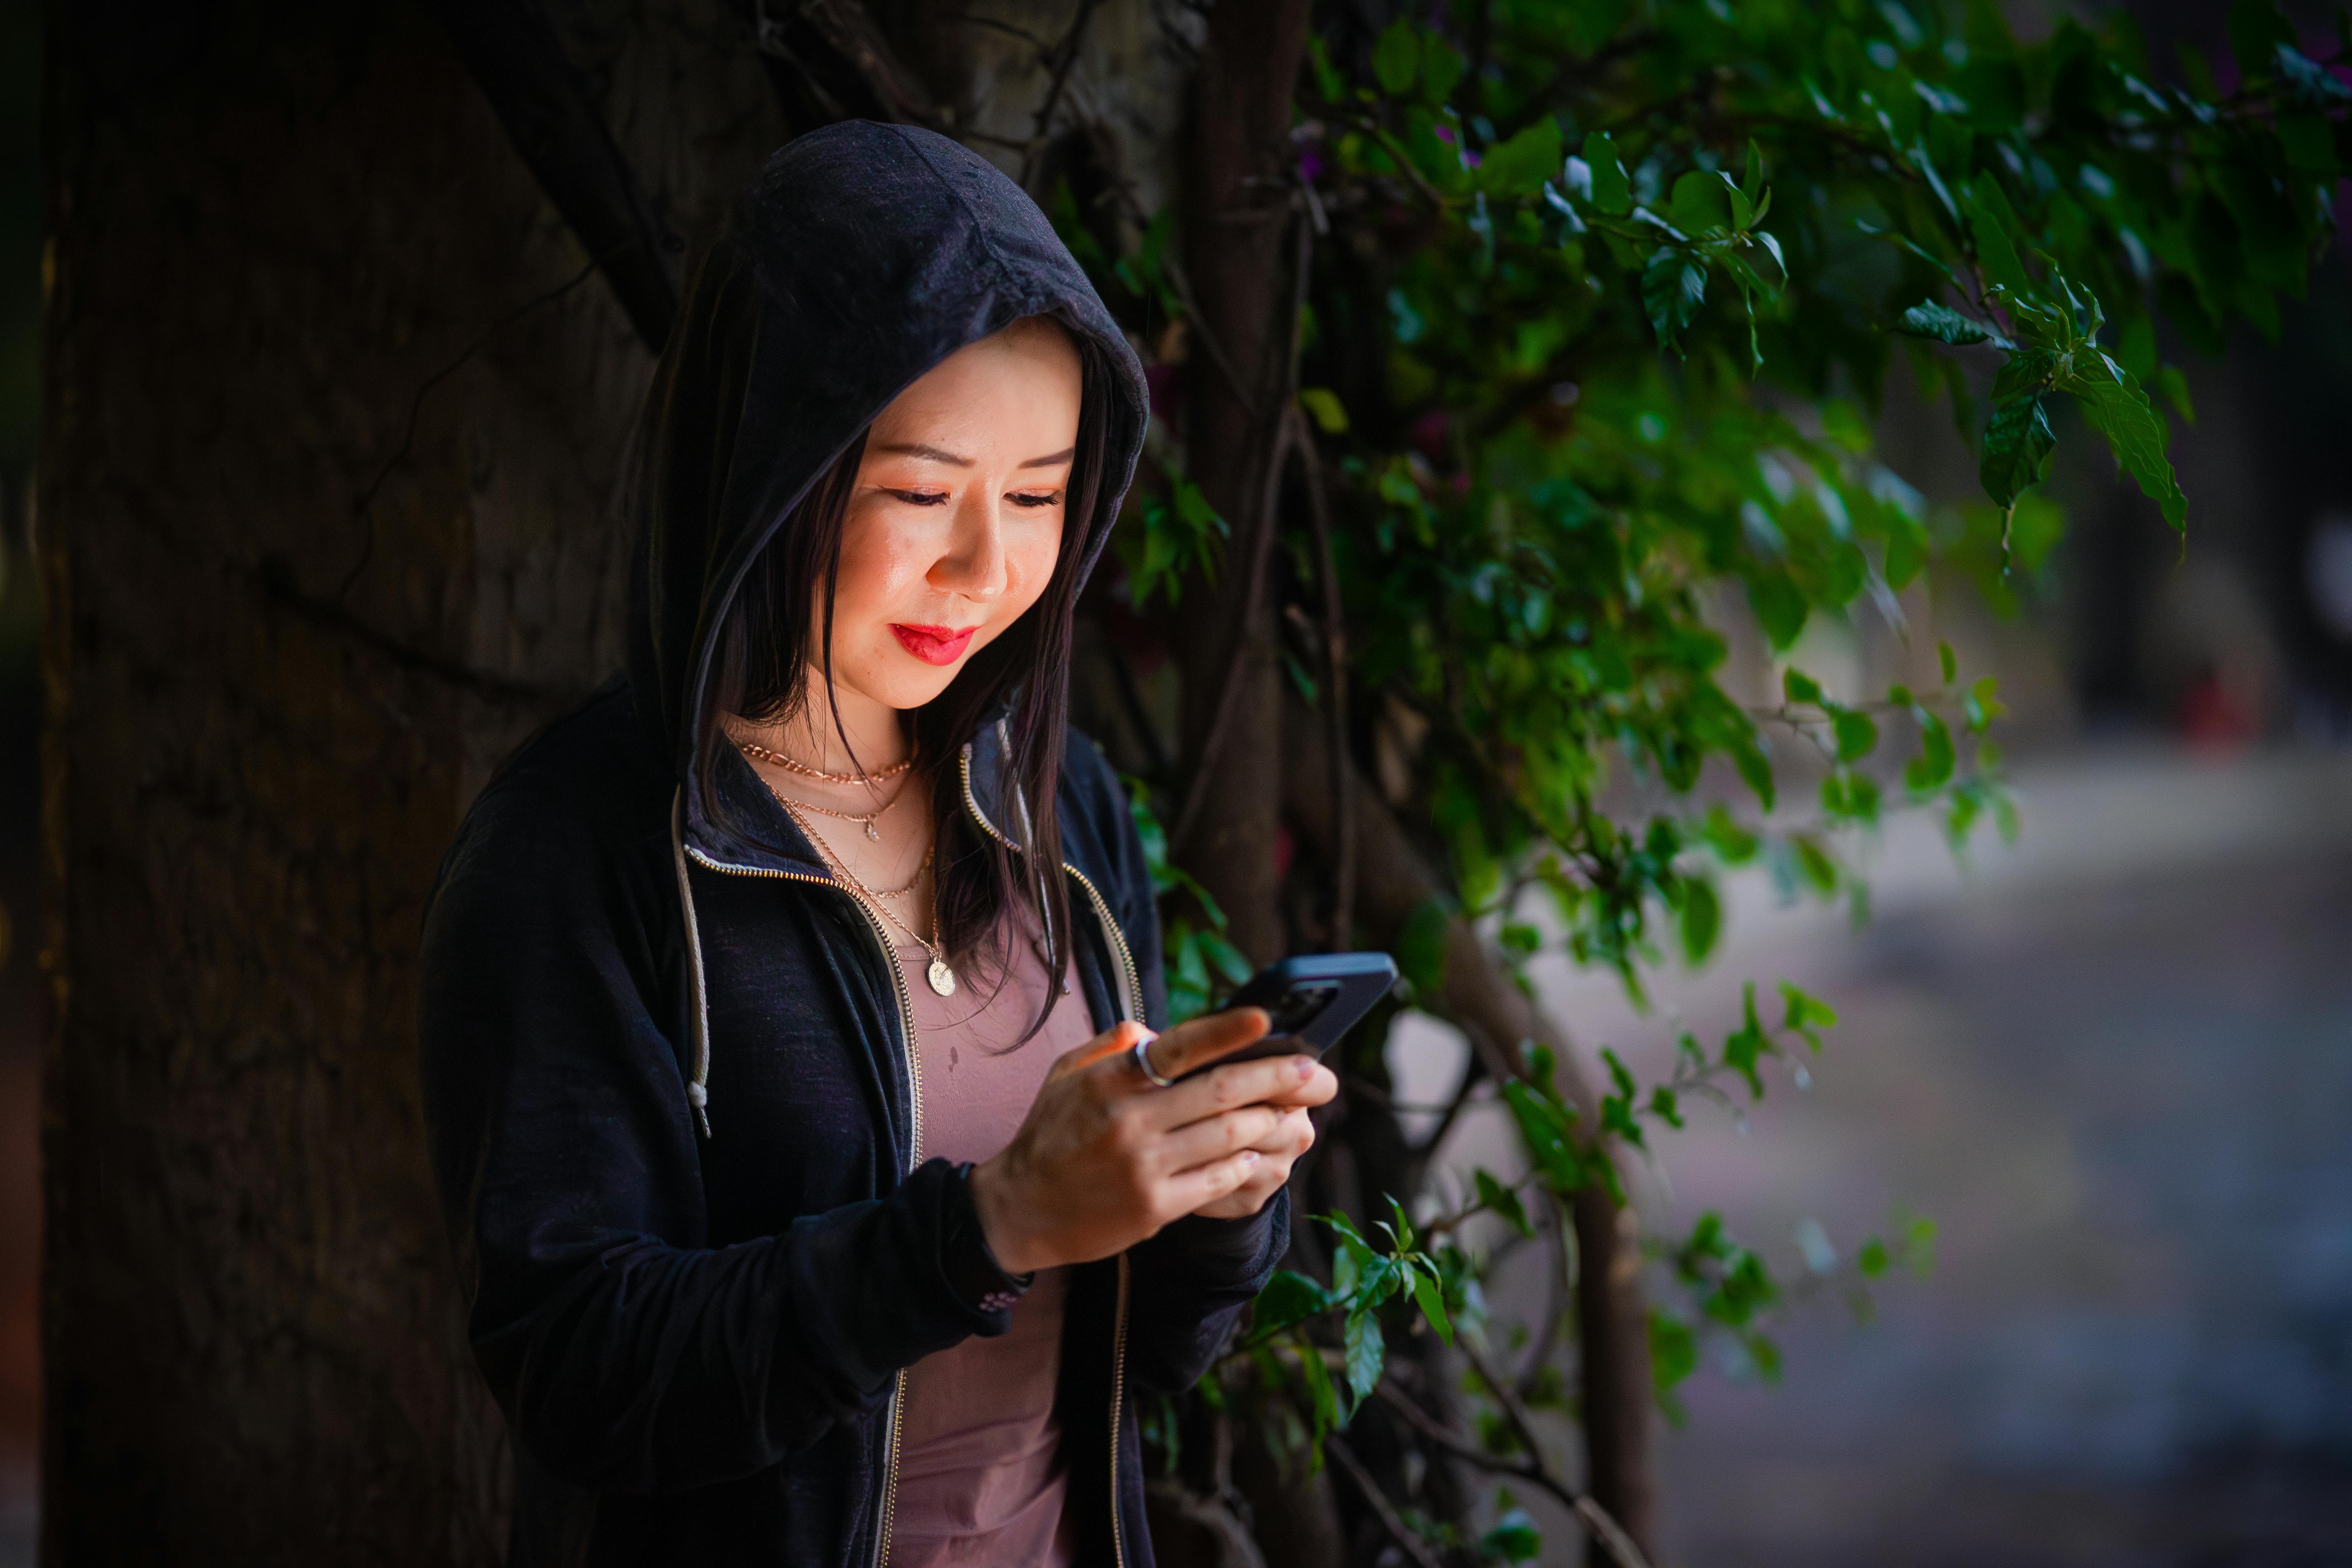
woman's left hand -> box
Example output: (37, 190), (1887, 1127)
(1190, 1057), (1335, 1219)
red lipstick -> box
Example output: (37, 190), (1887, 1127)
(890, 623), (978, 666)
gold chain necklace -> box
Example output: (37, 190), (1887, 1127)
(773, 782), (907, 843)
(736, 738), (913, 786)
(772, 795), (957, 997)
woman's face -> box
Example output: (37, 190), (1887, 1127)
(825, 319), (1082, 714)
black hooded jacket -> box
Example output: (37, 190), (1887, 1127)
(418, 123), (1286, 1568)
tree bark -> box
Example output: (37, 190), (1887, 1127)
(1280, 699), (1661, 1559)
(1173, 0), (1310, 967)
(36, 1), (769, 1558)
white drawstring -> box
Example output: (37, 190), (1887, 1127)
(671, 788), (714, 1138)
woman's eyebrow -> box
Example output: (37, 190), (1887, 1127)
(1018, 446), (1078, 469)
(876, 442), (972, 466)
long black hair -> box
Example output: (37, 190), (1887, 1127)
(695, 316), (1117, 1028)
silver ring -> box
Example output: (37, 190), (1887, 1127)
(1131, 1034), (1176, 1089)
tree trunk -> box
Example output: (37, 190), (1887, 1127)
(1281, 698), (1661, 1559)
(35, 2), (768, 1557)
(1172, 0), (1310, 967)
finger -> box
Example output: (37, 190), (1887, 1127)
(1248, 1106), (1316, 1156)
(1055, 1019), (1151, 1079)
(1140, 1006), (1271, 1080)
(1242, 1062), (1340, 1111)
(1156, 1104), (1285, 1172)
(1145, 1052), (1324, 1129)
(1159, 1148), (1260, 1217)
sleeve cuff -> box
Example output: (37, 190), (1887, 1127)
(941, 1160), (1033, 1317)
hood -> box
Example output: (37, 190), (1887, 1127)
(624, 120), (1148, 860)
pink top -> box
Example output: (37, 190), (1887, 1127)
(886, 932), (1096, 1568)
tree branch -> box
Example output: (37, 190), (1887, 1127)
(1372, 1380), (1654, 1568)
(1325, 1436), (1445, 1568)
(426, 0), (680, 352)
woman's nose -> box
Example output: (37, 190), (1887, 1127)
(932, 489), (1009, 598)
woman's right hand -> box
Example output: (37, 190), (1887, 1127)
(967, 1011), (1312, 1274)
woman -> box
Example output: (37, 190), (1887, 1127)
(418, 122), (1334, 1568)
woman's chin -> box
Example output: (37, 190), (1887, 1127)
(863, 663), (967, 713)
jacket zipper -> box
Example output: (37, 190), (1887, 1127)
(680, 844), (920, 1568)
(957, 748), (1139, 1568)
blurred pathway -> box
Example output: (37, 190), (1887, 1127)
(1399, 745), (2352, 1565)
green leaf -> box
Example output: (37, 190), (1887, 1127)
(1478, 117), (1563, 197)
(1746, 571), (1809, 650)
(1297, 387), (1348, 434)
(1199, 927), (1256, 988)
(1482, 1509), (1543, 1564)
(1830, 708), (1878, 762)
(2276, 44), (2352, 106)
(1343, 1310), (1385, 1406)
(1669, 169), (1734, 234)
(1642, 247), (1708, 352)
(1502, 1080), (1586, 1192)
(1582, 132), (1631, 215)
(1648, 1309), (1699, 1395)
(1293, 1330), (1341, 1446)
(1979, 392), (2055, 511)
(2064, 356), (2188, 531)
(1394, 895), (1452, 996)
(1905, 712), (1957, 792)
(1407, 1265), (1455, 1346)
(1420, 37), (1465, 105)
(1781, 667), (1824, 705)
(1961, 179), (2034, 300)
(1250, 1271), (1331, 1341)
(1778, 979), (1839, 1042)
(1938, 640), (1959, 685)
(1896, 301), (2014, 348)
(2227, 0), (2296, 80)
(1371, 19), (1419, 95)
(1700, 804), (1760, 865)
(1475, 1168), (1535, 1238)
(1679, 876), (1722, 964)
(1792, 835), (1839, 897)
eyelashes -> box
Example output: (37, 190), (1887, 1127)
(886, 489), (1063, 509)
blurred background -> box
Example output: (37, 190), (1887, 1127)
(0, 2), (2343, 1566)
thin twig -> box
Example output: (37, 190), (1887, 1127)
(1022, 0), (1108, 186)
(1325, 1436), (1446, 1568)
(345, 246), (613, 599)
(1170, 405), (1293, 853)
(1373, 1381), (1655, 1568)
(1157, 248), (1262, 421)
(1170, 195), (1316, 857)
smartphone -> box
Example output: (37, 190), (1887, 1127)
(1176, 952), (1399, 1080)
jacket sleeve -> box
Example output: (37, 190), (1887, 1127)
(419, 780), (1014, 1494)
(1080, 742), (1289, 1392)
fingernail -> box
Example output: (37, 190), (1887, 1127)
(1293, 1056), (1314, 1078)
(1240, 1150), (1260, 1164)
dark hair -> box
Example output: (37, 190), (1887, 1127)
(696, 317), (1115, 1033)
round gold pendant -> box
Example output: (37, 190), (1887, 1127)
(927, 958), (957, 997)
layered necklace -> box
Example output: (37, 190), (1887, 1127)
(736, 740), (911, 843)
(737, 737), (956, 997)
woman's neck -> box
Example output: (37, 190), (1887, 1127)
(735, 672), (911, 776)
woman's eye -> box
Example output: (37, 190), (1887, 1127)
(1008, 490), (1063, 509)
(890, 489), (951, 506)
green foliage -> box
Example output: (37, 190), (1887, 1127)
(1123, 778), (1251, 1020)
(1089, 0), (2341, 1535)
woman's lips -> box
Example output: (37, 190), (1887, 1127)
(890, 623), (978, 666)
